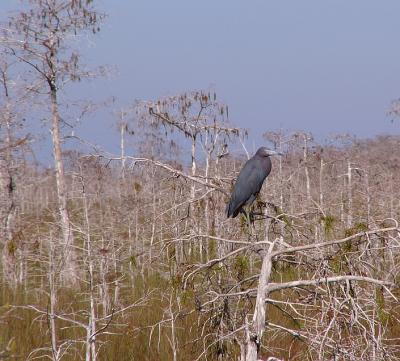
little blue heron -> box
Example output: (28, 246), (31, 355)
(226, 147), (282, 219)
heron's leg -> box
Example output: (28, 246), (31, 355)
(249, 211), (255, 224)
(239, 208), (252, 231)
(247, 211), (252, 229)
(251, 211), (267, 220)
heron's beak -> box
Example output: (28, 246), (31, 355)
(269, 150), (284, 156)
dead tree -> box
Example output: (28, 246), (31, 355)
(134, 90), (245, 260)
(0, 57), (29, 286)
(3, 0), (105, 284)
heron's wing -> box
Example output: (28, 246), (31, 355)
(227, 159), (269, 217)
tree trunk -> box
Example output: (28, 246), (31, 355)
(190, 135), (197, 198)
(346, 161), (352, 228)
(50, 84), (77, 284)
(120, 121), (126, 178)
(0, 155), (16, 286)
(319, 157), (324, 210)
(82, 183), (97, 361)
(0, 104), (17, 286)
(49, 241), (59, 361)
(244, 217), (275, 361)
(303, 136), (311, 203)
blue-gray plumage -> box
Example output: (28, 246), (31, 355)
(226, 147), (281, 218)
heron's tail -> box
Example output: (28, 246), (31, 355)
(226, 200), (240, 218)
(226, 202), (232, 218)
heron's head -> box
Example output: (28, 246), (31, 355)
(256, 147), (283, 157)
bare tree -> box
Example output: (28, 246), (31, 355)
(3, 0), (105, 283)
(0, 57), (29, 286)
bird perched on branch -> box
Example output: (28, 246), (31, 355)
(226, 147), (282, 219)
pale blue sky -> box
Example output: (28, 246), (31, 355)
(3, 0), (400, 156)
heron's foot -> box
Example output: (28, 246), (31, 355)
(266, 202), (279, 213)
(256, 200), (267, 209)
(250, 211), (268, 221)
(249, 211), (255, 224)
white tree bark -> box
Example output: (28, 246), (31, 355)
(347, 161), (353, 227)
(50, 84), (77, 284)
(48, 240), (59, 361)
(303, 135), (312, 203)
(245, 218), (276, 361)
(0, 94), (17, 286)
